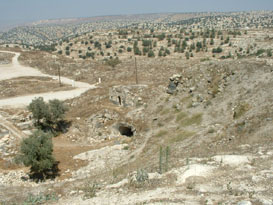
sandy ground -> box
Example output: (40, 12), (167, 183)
(0, 51), (96, 108)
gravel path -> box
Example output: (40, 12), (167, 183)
(0, 51), (96, 108)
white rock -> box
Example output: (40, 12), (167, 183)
(173, 164), (215, 184)
(212, 155), (251, 166)
(107, 178), (128, 189)
(237, 201), (252, 205)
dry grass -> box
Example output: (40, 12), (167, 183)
(154, 130), (168, 138)
(176, 111), (188, 122)
(180, 113), (203, 127)
(0, 77), (74, 99)
(233, 103), (250, 119)
(168, 130), (195, 143)
(160, 108), (170, 116)
(0, 52), (14, 63)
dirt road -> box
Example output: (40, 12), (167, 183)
(0, 51), (96, 108)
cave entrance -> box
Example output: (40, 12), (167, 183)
(118, 124), (134, 137)
(118, 96), (122, 105)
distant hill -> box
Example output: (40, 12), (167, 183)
(0, 11), (272, 46)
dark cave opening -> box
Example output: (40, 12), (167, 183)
(118, 125), (134, 137)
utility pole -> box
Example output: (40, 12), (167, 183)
(53, 55), (61, 87)
(58, 65), (61, 87)
(135, 57), (138, 84)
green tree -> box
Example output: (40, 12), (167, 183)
(15, 130), (57, 180)
(134, 47), (142, 55)
(148, 50), (155, 57)
(212, 47), (223, 53)
(48, 99), (68, 125)
(210, 38), (214, 45)
(28, 97), (50, 126)
(158, 50), (163, 57)
(28, 97), (68, 132)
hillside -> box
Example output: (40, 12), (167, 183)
(0, 11), (273, 205)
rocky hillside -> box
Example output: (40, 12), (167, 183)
(1, 54), (272, 204)
(56, 58), (273, 204)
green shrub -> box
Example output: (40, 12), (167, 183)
(82, 181), (99, 199)
(212, 47), (223, 53)
(256, 49), (265, 56)
(136, 169), (149, 183)
(148, 50), (155, 57)
(23, 192), (58, 205)
(105, 58), (121, 68)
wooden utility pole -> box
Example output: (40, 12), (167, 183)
(135, 57), (138, 84)
(58, 65), (61, 87)
(53, 55), (61, 87)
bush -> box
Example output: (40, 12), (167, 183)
(157, 33), (166, 41)
(256, 49), (265, 56)
(212, 47), (223, 53)
(127, 47), (132, 52)
(142, 40), (152, 47)
(136, 169), (149, 182)
(15, 130), (57, 180)
(105, 58), (121, 68)
(23, 192), (58, 204)
(82, 181), (99, 199)
(134, 47), (142, 55)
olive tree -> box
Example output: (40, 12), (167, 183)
(28, 97), (68, 133)
(15, 130), (57, 180)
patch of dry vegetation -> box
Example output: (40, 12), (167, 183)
(0, 77), (74, 99)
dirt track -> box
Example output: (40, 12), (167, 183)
(0, 51), (97, 108)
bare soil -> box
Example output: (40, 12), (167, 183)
(0, 76), (74, 99)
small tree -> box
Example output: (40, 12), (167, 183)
(148, 50), (155, 57)
(15, 130), (57, 180)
